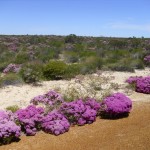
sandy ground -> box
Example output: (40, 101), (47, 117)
(1, 101), (150, 150)
(0, 68), (150, 109)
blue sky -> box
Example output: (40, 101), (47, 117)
(0, 0), (150, 37)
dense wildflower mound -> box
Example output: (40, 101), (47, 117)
(30, 90), (64, 108)
(126, 76), (150, 94)
(0, 110), (21, 145)
(136, 76), (150, 94)
(100, 93), (132, 119)
(41, 110), (70, 135)
(84, 97), (101, 112)
(59, 99), (99, 126)
(16, 105), (44, 136)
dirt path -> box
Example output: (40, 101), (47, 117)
(1, 101), (150, 150)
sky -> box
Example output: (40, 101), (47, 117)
(0, 0), (150, 37)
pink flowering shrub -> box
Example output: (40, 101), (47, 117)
(136, 76), (150, 94)
(41, 110), (70, 135)
(16, 105), (44, 136)
(59, 99), (99, 126)
(126, 76), (150, 94)
(126, 76), (142, 84)
(100, 93), (132, 119)
(144, 55), (150, 62)
(3, 64), (21, 74)
(0, 110), (21, 145)
(30, 90), (64, 109)
(84, 97), (101, 112)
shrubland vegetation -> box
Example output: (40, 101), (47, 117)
(0, 34), (150, 145)
(0, 34), (150, 85)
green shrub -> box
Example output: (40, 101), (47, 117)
(43, 61), (67, 80)
(80, 56), (103, 74)
(6, 105), (20, 113)
(107, 63), (134, 72)
(0, 73), (23, 87)
(130, 59), (144, 69)
(79, 51), (96, 58)
(36, 48), (60, 63)
(14, 52), (29, 64)
(66, 54), (79, 63)
(0, 62), (10, 72)
(64, 64), (81, 79)
(19, 62), (43, 84)
(65, 34), (78, 43)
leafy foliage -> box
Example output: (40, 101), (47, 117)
(43, 61), (67, 80)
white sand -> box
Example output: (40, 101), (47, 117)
(0, 68), (150, 110)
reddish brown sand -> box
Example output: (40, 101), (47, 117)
(1, 102), (150, 150)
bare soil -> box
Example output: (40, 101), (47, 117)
(1, 101), (150, 150)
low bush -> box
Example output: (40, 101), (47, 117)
(0, 73), (23, 87)
(130, 59), (144, 69)
(41, 110), (70, 135)
(14, 52), (29, 64)
(19, 62), (43, 84)
(108, 63), (134, 72)
(0, 62), (10, 72)
(80, 56), (103, 74)
(64, 64), (81, 79)
(126, 76), (150, 94)
(136, 76), (150, 94)
(6, 105), (20, 113)
(30, 90), (64, 110)
(43, 61), (67, 80)
(16, 105), (44, 136)
(59, 99), (99, 125)
(0, 110), (21, 145)
(100, 93), (132, 119)
(64, 52), (79, 63)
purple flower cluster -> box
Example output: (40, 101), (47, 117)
(0, 110), (21, 144)
(126, 76), (150, 94)
(136, 76), (150, 94)
(59, 99), (99, 126)
(126, 76), (142, 84)
(3, 64), (21, 74)
(30, 90), (64, 107)
(100, 93), (132, 118)
(41, 110), (70, 135)
(85, 98), (100, 112)
(144, 55), (150, 62)
(16, 105), (44, 136)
